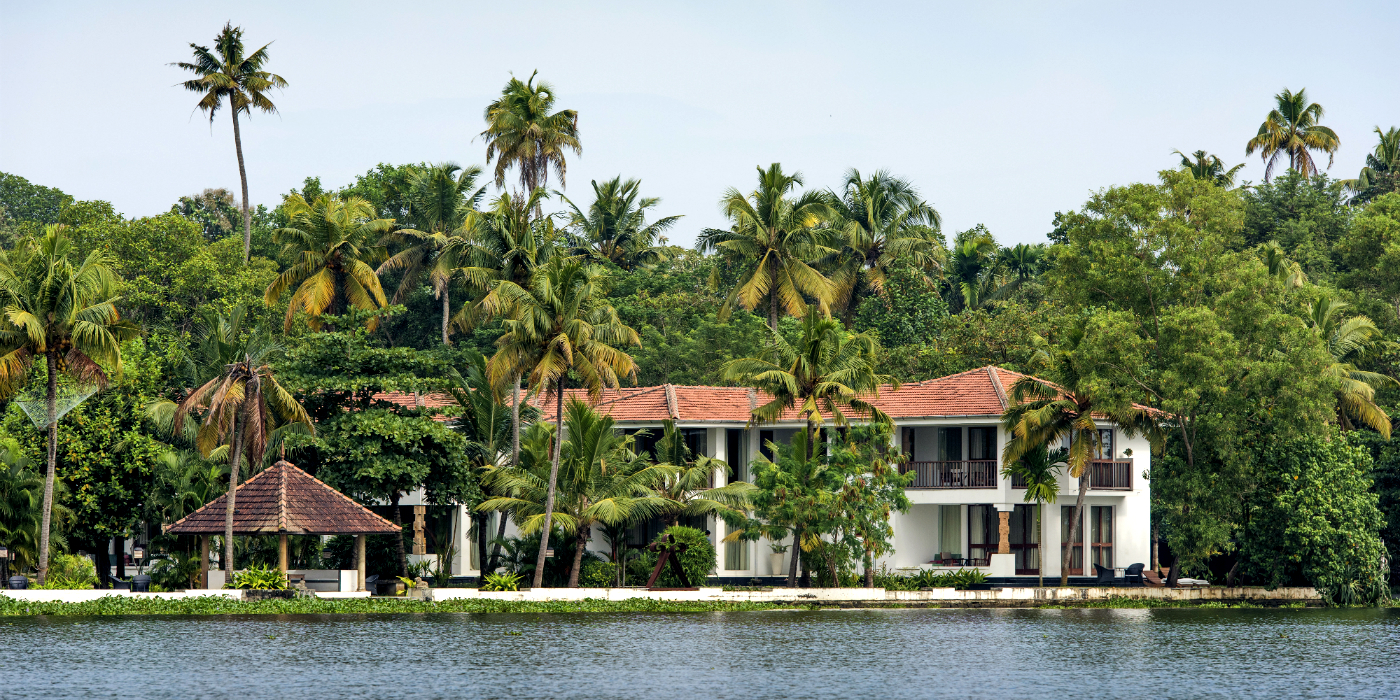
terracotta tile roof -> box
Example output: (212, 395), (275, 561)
(404, 366), (1159, 426)
(164, 460), (401, 536)
(370, 392), (457, 422)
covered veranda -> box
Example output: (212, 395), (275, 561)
(165, 460), (401, 591)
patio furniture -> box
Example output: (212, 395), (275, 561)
(110, 577), (130, 590)
(1092, 563), (1115, 585)
(131, 575), (151, 592)
(1141, 570), (1165, 587)
(1124, 563), (1145, 586)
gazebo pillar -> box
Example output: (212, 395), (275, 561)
(356, 535), (367, 592)
(200, 536), (210, 589)
(278, 533), (289, 573)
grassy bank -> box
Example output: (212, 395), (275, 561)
(0, 596), (802, 617)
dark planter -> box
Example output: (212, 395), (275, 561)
(244, 589), (296, 601)
(7, 575), (28, 590)
(131, 575), (152, 593)
(963, 583), (993, 591)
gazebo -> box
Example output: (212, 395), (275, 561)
(165, 459), (400, 591)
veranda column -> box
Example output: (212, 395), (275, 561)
(356, 535), (366, 592)
(278, 532), (289, 573)
(199, 536), (210, 589)
(998, 511), (1011, 555)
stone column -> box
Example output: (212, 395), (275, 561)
(356, 535), (367, 592)
(278, 533), (289, 572)
(998, 511), (1011, 555)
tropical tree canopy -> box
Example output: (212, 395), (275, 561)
(1174, 149), (1246, 188)
(265, 194), (393, 330)
(563, 176), (680, 271)
(481, 71), (580, 194)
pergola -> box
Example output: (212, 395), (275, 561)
(165, 459), (400, 591)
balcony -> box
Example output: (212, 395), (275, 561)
(901, 460), (999, 489)
(1089, 460), (1133, 490)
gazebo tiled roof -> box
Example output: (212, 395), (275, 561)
(164, 460), (401, 536)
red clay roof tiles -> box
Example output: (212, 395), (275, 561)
(164, 460), (401, 536)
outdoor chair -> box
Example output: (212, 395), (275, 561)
(1141, 570), (1165, 587)
(110, 577), (131, 590)
(1092, 563), (1115, 585)
(1124, 563), (1145, 586)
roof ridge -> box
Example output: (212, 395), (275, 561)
(986, 366), (1009, 411)
(277, 462), (288, 533)
(663, 384), (679, 419)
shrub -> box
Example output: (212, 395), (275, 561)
(36, 554), (98, 589)
(147, 552), (201, 590)
(227, 565), (288, 590)
(636, 526), (715, 587)
(480, 571), (522, 592)
(579, 559), (617, 588)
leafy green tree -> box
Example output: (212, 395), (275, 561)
(481, 71), (580, 194)
(0, 172), (73, 226)
(1003, 444), (1066, 587)
(829, 423), (912, 587)
(265, 194), (392, 331)
(562, 176), (680, 271)
(0, 438), (62, 573)
(1173, 149), (1245, 188)
(479, 400), (666, 586)
(730, 429), (844, 587)
(1239, 431), (1389, 605)
(1342, 127), (1400, 204)
(173, 22), (288, 262)
(722, 307), (895, 445)
(1336, 193), (1400, 322)
(650, 419), (754, 527)
(170, 188), (242, 241)
(699, 164), (836, 330)
(824, 169), (944, 326)
(1245, 88), (1340, 181)
(481, 256), (640, 588)
(1241, 171), (1350, 279)
(944, 225), (1000, 312)
(0, 224), (139, 583)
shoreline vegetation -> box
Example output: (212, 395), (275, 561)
(0, 595), (1351, 617)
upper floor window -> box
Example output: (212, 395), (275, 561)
(968, 427), (996, 461)
(1094, 429), (1114, 459)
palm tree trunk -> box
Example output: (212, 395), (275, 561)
(531, 377), (566, 589)
(486, 512), (509, 574)
(36, 352), (58, 585)
(225, 409), (244, 575)
(769, 286), (779, 331)
(567, 523), (589, 587)
(864, 549), (874, 588)
(230, 107), (252, 264)
(440, 286), (451, 345)
(786, 527), (800, 588)
(391, 493), (408, 576)
(475, 513), (488, 575)
(1060, 472), (1088, 587)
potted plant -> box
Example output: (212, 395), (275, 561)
(769, 542), (788, 577)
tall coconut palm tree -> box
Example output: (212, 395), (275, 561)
(824, 169), (945, 325)
(482, 71), (580, 194)
(722, 307), (896, 446)
(264, 194), (393, 331)
(1173, 150), (1246, 188)
(173, 22), (288, 263)
(0, 224), (138, 583)
(1002, 444), (1066, 587)
(379, 162), (487, 344)
(698, 164), (836, 331)
(944, 227), (999, 313)
(650, 420), (755, 527)
(562, 176), (681, 271)
(1245, 88), (1341, 181)
(481, 256), (641, 588)
(1306, 295), (1397, 438)
(170, 315), (313, 573)
(1342, 126), (1400, 204)
(479, 400), (667, 587)
(1001, 328), (1158, 587)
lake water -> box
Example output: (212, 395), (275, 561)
(2, 608), (1398, 699)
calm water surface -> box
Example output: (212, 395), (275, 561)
(2, 608), (1398, 699)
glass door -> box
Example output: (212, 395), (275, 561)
(1060, 506), (1084, 575)
(1091, 506), (1113, 569)
(1010, 505), (1039, 575)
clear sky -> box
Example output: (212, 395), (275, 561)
(2, 1), (1397, 247)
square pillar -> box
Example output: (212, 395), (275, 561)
(278, 533), (289, 572)
(199, 536), (210, 589)
(356, 535), (367, 592)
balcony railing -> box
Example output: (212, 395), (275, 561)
(1089, 460), (1133, 490)
(902, 460), (999, 489)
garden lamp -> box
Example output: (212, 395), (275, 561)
(133, 546), (145, 574)
(0, 544), (8, 580)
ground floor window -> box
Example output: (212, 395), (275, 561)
(938, 505), (961, 560)
(1091, 505), (1113, 569)
(968, 505), (998, 565)
(724, 538), (749, 570)
(1060, 506), (1084, 575)
(1009, 504), (1040, 575)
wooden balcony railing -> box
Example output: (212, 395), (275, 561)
(1089, 460), (1133, 490)
(901, 460), (999, 489)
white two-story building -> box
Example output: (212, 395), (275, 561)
(398, 366), (1152, 584)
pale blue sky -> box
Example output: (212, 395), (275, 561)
(2, 1), (1396, 246)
